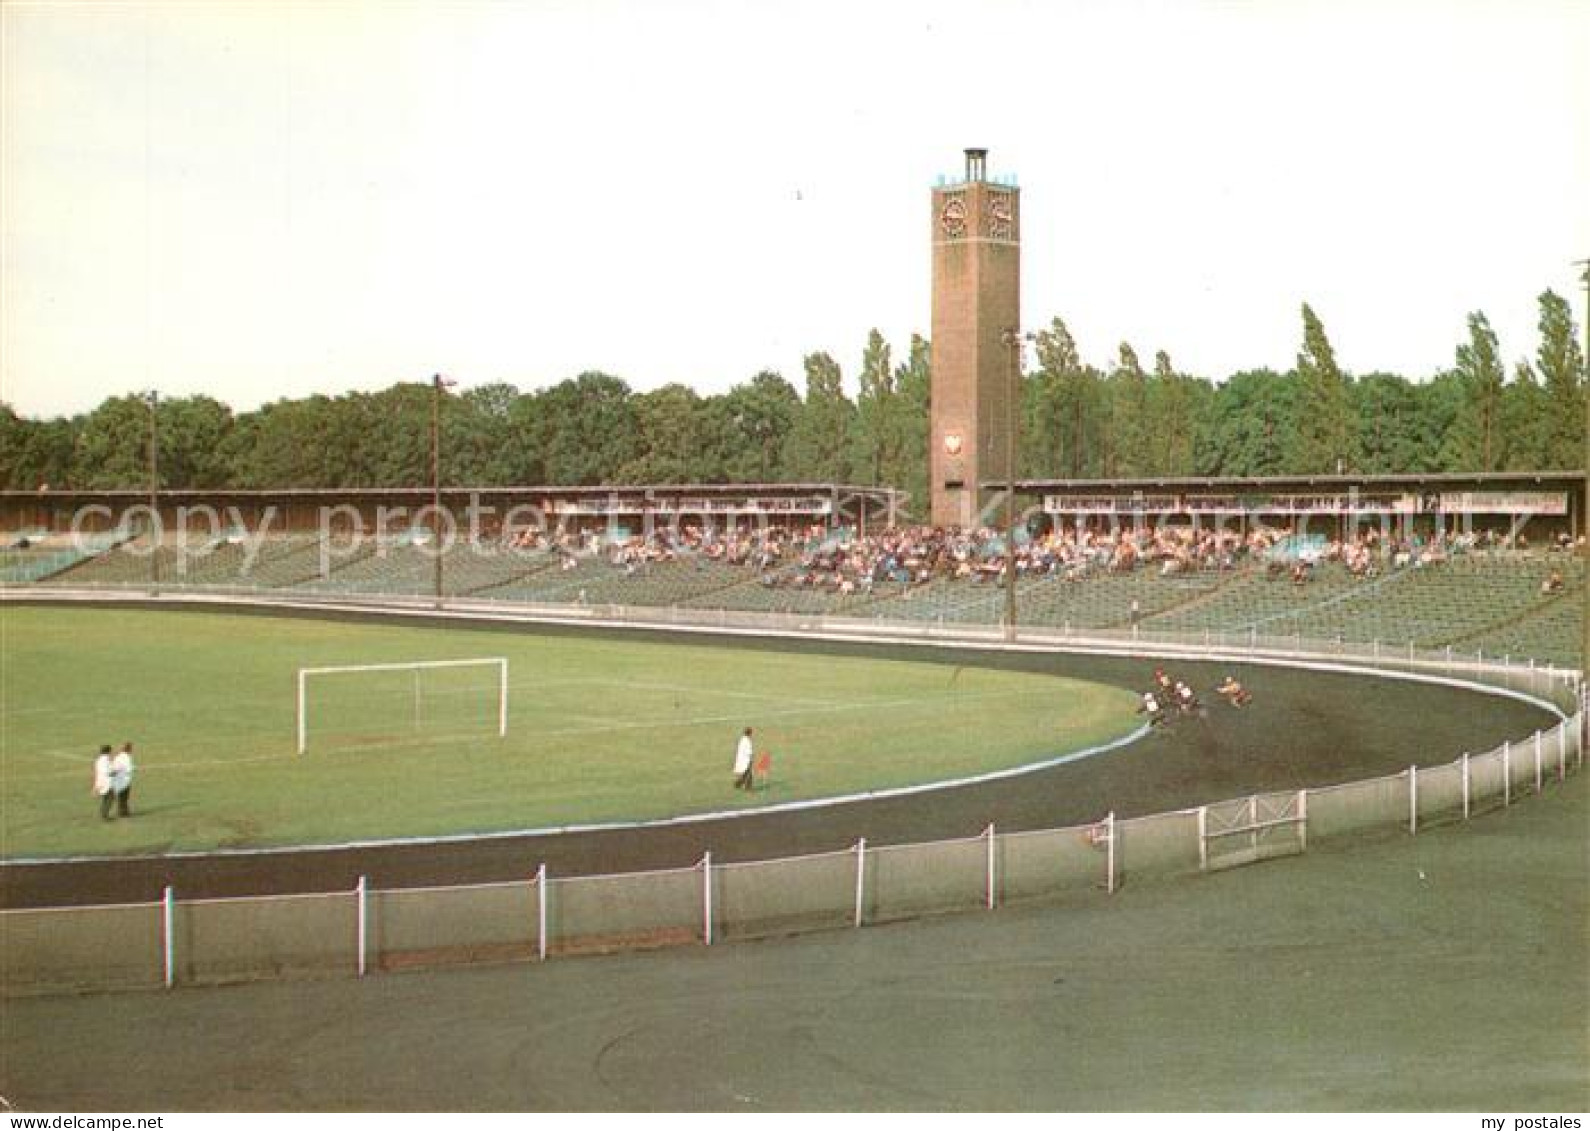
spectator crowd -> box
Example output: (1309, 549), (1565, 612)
(478, 515), (1582, 604)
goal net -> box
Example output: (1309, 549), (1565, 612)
(296, 658), (508, 753)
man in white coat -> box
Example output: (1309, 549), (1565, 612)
(110, 741), (135, 817)
(92, 745), (114, 820)
(732, 727), (755, 791)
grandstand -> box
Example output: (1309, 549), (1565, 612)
(1, 535), (110, 585)
(3, 473), (1583, 665)
(8, 532), (1584, 667)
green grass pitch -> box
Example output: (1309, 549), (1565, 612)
(0, 607), (1141, 857)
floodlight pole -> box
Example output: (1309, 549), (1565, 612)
(431, 374), (447, 609)
(1001, 328), (1025, 640)
(145, 390), (159, 594)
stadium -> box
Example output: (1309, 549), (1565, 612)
(4, 7), (1589, 1114)
(2, 465), (1586, 1109)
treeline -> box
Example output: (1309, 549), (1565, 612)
(3, 292), (1583, 506)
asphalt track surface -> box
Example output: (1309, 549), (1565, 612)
(1, 611), (1560, 911)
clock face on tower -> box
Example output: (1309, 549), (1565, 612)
(939, 195), (967, 239)
(986, 191), (1014, 240)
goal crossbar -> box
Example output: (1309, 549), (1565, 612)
(296, 657), (508, 753)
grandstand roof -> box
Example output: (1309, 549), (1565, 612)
(1004, 470), (1584, 493)
(0, 482), (900, 502)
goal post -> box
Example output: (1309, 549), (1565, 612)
(296, 657), (508, 753)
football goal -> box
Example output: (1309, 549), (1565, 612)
(296, 658), (508, 753)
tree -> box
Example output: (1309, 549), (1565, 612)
(158, 396), (235, 487)
(1021, 322), (1067, 479)
(1108, 342), (1150, 477)
(227, 394), (374, 488)
(1352, 373), (1427, 474)
(1147, 350), (1202, 476)
(892, 335), (931, 519)
(0, 405), (78, 490)
(530, 372), (641, 486)
(1418, 372), (1467, 472)
(353, 385), (432, 487)
(225, 398), (309, 488)
(66, 392), (233, 490)
(1025, 316), (1099, 478)
(1447, 312), (1506, 470)
(444, 382), (526, 486)
(1197, 369), (1296, 476)
(1534, 289), (1586, 468)
(785, 351), (855, 483)
(620, 384), (711, 483)
(852, 329), (902, 487)
(706, 371), (801, 482)
(70, 395), (160, 489)
(1500, 360), (1549, 471)
(1293, 303), (1355, 473)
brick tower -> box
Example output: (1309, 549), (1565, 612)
(929, 148), (1021, 528)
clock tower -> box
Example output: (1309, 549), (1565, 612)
(930, 147), (1020, 528)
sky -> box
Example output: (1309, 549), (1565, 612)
(3, 0), (1588, 420)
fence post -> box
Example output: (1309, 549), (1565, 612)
(1196, 806), (1208, 872)
(356, 875), (367, 978)
(1502, 742), (1511, 807)
(702, 851), (713, 946)
(1105, 812), (1117, 894)
(537, 862), (548, 962)
(985, 824), (996, 911)
(1408, 765), (1418, 834)
(853, 838), (867, 928)
(499, 661), (509, 738)
(296, 669), (307, 755)
(163, 885), (175, 989)
(1461, 753), (1470, 820)
(1534, 732), (1543, 794)
(1297, 789), (1308, 852)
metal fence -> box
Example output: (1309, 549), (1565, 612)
(1, 608), (1583, 997)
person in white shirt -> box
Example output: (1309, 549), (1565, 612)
(110, 742), (135, 817)
(732, 727), (755, 790)
(92, 745), (114, 820)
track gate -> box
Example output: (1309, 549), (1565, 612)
(1198, 790), (1307, 872)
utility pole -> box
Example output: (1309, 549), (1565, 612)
(431, 374), (455, 609)
(145, 390), (159, 594)
(1001, 328), (1024, 640)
